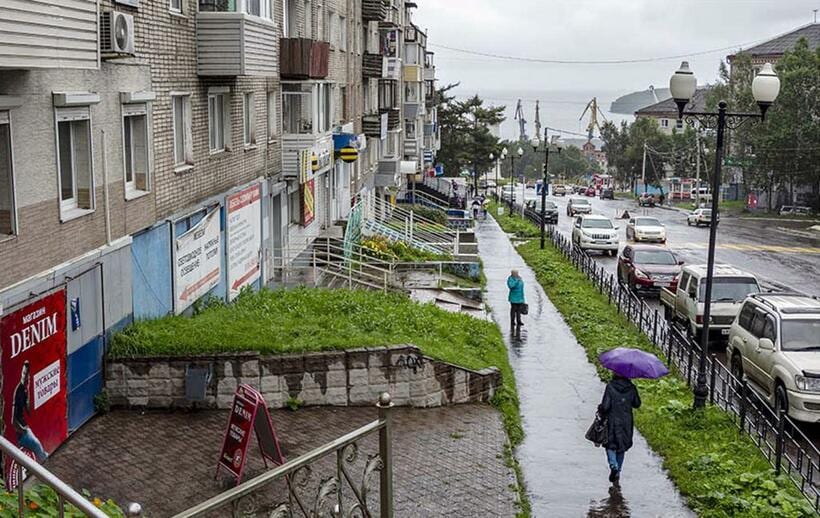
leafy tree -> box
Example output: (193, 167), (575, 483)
(600, 118), (667, 190)
(496, 140), (601, 184)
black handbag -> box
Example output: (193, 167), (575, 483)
(585, 412), (608, 447)
(520, 303), (529, 315)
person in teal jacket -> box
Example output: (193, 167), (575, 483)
(507, 269), (525, 331)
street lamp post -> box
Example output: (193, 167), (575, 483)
(532, 129), (561, 249)
(669, 61), (780, 410)
(509, 147), (523, 213)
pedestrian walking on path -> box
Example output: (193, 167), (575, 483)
(507, 269), (525, 333)
(598, 375), (641, 484)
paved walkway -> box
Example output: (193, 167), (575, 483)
(477, 217), (693, 517)
(47, 405), (515, 517)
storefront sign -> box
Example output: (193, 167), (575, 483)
(175, 209), (221, 314)
(216, 385), (284, 484)
(302, 179), (315, 226)
(227, 185), (262, 301)
(1, 290), (68, 489)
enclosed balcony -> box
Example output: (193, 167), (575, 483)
(197, 1), (277, 76)
(403, 64), (423, 83)
(362, 52), (384, 79)
(362, 0), (387, 21)
(362, 113), (386, 139)
(0, 0), (98, 69)
(280, 38), (330, 80)
(281, 82), (334, 178)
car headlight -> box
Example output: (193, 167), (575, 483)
(795, 375), (820, 393)
(634, 269), (649, 280)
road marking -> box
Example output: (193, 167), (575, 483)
(675, 243), (820, 254)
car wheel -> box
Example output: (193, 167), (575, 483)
(687, 220), (692, 226)
(663, 304), (673, 321)
(774, 383), (789, 418)
(610, 249), (617, 257)
(731, 352), (744, 384)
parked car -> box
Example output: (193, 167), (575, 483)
(727, 293), (820, 421)
(779, 205), (813, 216)
(687, 208), (719, 227)
(571, 214), (620, 256)
(585, 186), (597, 197)
(600, 187), (615, 200)
(567, 197), (592, 216)
(574, 185), (587, 194)
(530, 199), (559, 224)
(479, 180), (497, 189)
(501, 185), (516, 202)
(660, 264), (761, 342)
(626, 216), (667, 243)
(617, 245), (683, 294)
(553, 185), (568, 196)
(638, 193), (656, 207)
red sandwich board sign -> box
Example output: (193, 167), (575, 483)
(216, 384), (285, 484)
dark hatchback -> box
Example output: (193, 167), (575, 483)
(600, 187), (615, 200)
(617, 245), (683, 294)
(529, 200), (559, 224)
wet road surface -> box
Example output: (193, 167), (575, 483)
(477, 216), (693, 517)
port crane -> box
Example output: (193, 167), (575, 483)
(514, 99), (528, 141)
(579, 97), (607, 142)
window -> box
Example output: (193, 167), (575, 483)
(284, 0), (297, 38)
(338, 16), (347, 51)
(679, 272), (691, 294)
(0, 111), (15, 235)
(283, 83), (313, 134)
(405, 120), (416, 139)
(267, 91), (278, 140)
(170, 0), (182, 12)
(762, 315), (777, 342)
(676, 119), (684, 130)
(123, 103), (150, 195)
(340, 86), (348, 122)
(323, 10), (331, 43)
(304, 0), (312, 39)
(208, 92), (227, 152)
(660, 119), (669, 128)
(739, 303), (755, 331)
(172, 94), (193, 167)
(243, 92), (255, 146)
(55, 107), (94, 214)
(750, 310), (767, 338)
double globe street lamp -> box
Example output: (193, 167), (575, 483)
(531, 130), (561, 249)
(504, 146), (524, 212)
(669, 60), (781, 410)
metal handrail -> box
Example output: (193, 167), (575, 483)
(0, 436), (134, 518)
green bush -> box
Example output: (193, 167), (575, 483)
(0, 486), (123, 517)
(505, 220), (814, 517)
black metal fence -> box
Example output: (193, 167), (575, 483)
(513, 204), (820, 512)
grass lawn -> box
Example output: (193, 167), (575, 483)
(111, 287), (531, 516)
(491, 211), (814, 517)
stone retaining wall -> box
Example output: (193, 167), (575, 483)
(105, 345), (501, 410)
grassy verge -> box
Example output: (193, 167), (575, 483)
(491, 211), (814, 517)
(0, 487), (122, 517)
(112, 288), (530, 516)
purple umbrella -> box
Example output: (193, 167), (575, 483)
(599, 347), (669, 379)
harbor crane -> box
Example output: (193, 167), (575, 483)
(579, 97), (608, 142)
(514, 99), (528, 141)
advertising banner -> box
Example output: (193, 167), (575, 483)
(1, 290), (68, 489)
(175, 209), (221, 314)
(302, 179), (315, 226)
(227, 184), (262, 301)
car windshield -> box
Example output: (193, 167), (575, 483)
(633, 250), (677, 265)
(781, 319), (820, 351)
(573, 199), (590, 205)
(698, 277), (760, 302)
(582, 219), (613, 229)
(635, 218), (661, 227)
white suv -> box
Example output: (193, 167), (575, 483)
(728, 293), (820, 422)
(572, 214), (619, 256)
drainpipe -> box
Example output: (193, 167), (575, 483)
(101, 128), (112, 245)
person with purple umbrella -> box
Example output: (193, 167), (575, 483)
(596, 347), (668, 484)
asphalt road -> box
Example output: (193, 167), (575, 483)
(510, 184), (820, 297)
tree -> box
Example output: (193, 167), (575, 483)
(434, 85), (505, 180)
(497, 140), (601, 183)
(600, 118), (667, 190)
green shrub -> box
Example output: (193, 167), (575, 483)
(0, 486), (123, 517)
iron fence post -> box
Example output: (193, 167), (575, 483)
(775, 408), (786, 476)
(739, 381), (749, 434)
(378, 393), (394, 518)
(709, 355), (717, 406)
(687, 347), (694, 386)
(653, 310), (659, 345)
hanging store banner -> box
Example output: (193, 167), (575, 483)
(175, 209), (221, 314)
(302, 179), (316, 226)
(1, 290), (68, 489)
(227, 184), (262, 301)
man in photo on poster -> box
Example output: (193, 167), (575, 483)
(12, 361), (48, 462)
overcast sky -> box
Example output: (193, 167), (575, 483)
(413, 0), (818, 95)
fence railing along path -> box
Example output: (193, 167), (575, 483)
(509, 199), (820, 513)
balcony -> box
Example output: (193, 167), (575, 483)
(362, 52), (384, 79)
(363, 113), (386, 139)
(379, 5), (401, 28)
(403, 64), (423, 83)
(424, 65), (435, 81)
(280, 38), (330, 80)
(404, 137), (419, 159)
(0, 0), (98, 69)
(381, 108), (401, 130)
(197, 12), (277, 76)
(362, 0), (387, 21)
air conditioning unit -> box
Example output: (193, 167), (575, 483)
(100, 11), (135, 57)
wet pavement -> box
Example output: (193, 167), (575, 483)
(477, 216), (694, 517)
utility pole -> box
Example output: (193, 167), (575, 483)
(695, 131), (701, 207)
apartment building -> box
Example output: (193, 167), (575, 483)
(0, 0), (440, 449)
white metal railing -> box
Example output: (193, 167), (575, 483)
(0, 436), (142, 517)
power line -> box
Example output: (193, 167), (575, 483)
(429, 36), (772, 66)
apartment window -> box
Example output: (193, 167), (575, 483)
(405, 82), (420, 103)
(676, 119), (684, 130)
(123, 104), (150, 195)
(660, 119), (669, 128)
(338, 16), (347, 51)
(208, 92), (227, 152)
(318, 83), (331, 133)
(304, 0), (312, 39)
(284, 0), (298, 38)
(170, 0), (182, 12)
(55, 107), (94, 214)
(283, 83), (313, 134)
(267, 91), (278, 140)
(172, 94), (193, 167)
(243, 92), (255, 146)
(340, 86), (348, 122)
(405, 120), (416, 139)
(0, 111), (15, 235)
(325, 11), (333, 45)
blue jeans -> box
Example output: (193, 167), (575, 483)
(17, 428), (48, 462)
(606, 449), (625, 472)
